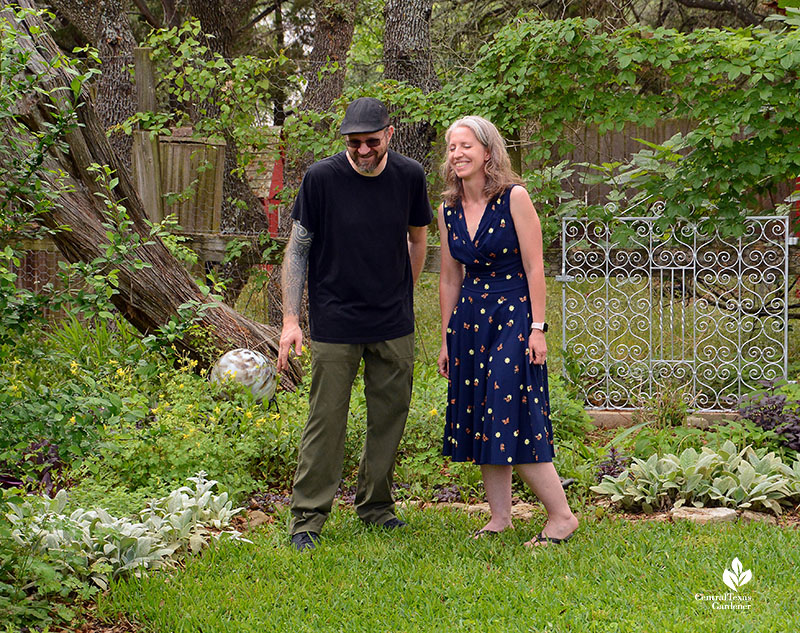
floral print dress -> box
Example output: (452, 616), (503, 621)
(442, 186), (554, 465)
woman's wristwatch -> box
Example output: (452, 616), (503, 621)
(530, 322), (548, 333)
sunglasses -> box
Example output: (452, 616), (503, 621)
(344, 129), (387, 149)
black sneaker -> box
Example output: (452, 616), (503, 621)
(381, 517), (407, 530)
(290, 531), (320, 552)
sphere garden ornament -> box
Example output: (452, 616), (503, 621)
(210, 348), (277, 408)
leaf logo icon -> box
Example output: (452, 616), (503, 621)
(722, 557), (752, 592)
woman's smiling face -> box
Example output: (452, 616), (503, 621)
(448, 125), (490, 181)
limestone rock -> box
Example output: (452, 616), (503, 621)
(397, 500), (425, 510)
(510, 503), (537, 522)
(246, 510), (271, 528)
(739, 510), (778, 525)
(670, 506), (737, 524)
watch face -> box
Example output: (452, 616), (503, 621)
(542, 322), (549, 333)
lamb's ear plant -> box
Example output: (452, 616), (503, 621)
(591, 441), (800, 515)
(4, 472), (248, 595)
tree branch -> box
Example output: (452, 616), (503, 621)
(673, 0), (765, 26)
(132, 0), (161, 29)
(240, 1), (277, 33)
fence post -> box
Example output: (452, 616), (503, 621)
(132, 47), (163, 222)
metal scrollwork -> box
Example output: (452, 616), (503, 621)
(561, 213), (789, 411)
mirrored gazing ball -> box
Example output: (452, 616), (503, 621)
(210, 348), (277, 403)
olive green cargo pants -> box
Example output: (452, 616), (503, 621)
(289, 333), (415, 535)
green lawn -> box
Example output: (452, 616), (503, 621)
(99, 506), (799, 633)
(92, 273), (800, 632)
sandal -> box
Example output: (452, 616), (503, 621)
(525, 530), (576, 547)
(472, 528), (502, 539)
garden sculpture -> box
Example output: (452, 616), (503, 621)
(210, 348), (277, 408)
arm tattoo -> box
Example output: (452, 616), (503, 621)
(282, 221), (313, 318)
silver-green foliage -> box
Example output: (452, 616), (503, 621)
(590, 441), (800, 515)
(5, 472), (247, 590)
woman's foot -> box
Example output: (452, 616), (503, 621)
(473, 520), (513, 539)
(524, 514), (578, 547)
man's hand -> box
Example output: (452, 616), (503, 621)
(278, 220), (313, 373)
(277, 322), (303, 372)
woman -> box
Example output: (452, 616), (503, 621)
(437, 116), (578, 545)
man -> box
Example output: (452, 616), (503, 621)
(277, 97), (432, 552)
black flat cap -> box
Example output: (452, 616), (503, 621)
(340, 97), (390, 135)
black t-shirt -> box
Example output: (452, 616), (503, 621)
(291, 150), (433, 343)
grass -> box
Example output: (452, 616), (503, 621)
(98, 506), (799, 633)
(93, 271), (800, 632)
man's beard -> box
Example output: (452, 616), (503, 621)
(349, 146), (387, 173)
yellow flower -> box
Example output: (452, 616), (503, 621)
(270, 413), (281, 420)
(429, 408), (438, 417)
(245, 410), (253, 419)
(70, 361), (79, 374)
(69, 416), (76, 425)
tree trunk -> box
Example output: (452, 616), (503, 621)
(184, 0), (274, 305)
(47, 0), (137, 180)
(268, 0), (358, 327)
(383, 0), (440, 172)
(278, 0), (358, 238)
(6, 1), (302, 388)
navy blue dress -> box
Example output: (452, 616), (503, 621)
(442, 186), (554, 465)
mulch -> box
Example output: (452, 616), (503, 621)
(56, 607), (140, 633)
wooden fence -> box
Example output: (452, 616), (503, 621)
(550, 118), (794, 208)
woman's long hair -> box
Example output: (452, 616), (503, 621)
(440, 115), (523, 207)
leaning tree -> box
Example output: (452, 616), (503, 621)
(2, 0), (302, 386)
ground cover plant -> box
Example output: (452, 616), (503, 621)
(97, 506), (800, 633)
(0, 473), (245, 630)
(738, 380), (800, 453)
(591, 441), (800, 514)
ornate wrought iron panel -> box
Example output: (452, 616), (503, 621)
(561, 210), (789, 411)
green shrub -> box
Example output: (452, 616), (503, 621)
(0, 352), (146, 492)
(88, 366), (296, 499)
(631, 382), (689, 431)
(709, 418), (792, 461)
(625, 424), (708, 460)
(549, 374), (593, 443)
(591, 440), (800, 514)
(1, 473), (246, 630)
